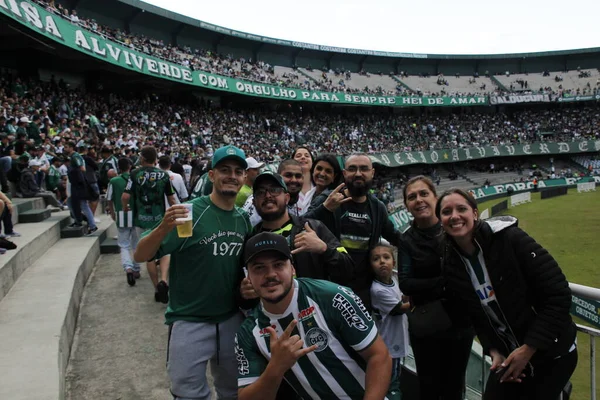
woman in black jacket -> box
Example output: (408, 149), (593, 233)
(436, 188), (577, 400)
(398, 176), (473, 400)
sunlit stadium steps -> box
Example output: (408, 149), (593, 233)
(0, 207), (115, 400)
(494, 69), (599, 93)
(342, 73), (400, 92)
(298, 67), (402, 92)
(273, 65), (306, 84)
(395, 75), (495, 95)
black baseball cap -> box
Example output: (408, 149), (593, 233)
(252, 171), (288, 192)
(244, 232), (292, 265)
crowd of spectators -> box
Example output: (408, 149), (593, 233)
(33, 1), (600, 100)
(2, 71), (599, 171)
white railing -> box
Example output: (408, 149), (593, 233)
(473, 282), (600, 400)
(569, 282), (600, 400)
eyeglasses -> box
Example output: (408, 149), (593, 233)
(282, 173), (303, 179)
(345, 166), (372, 174)
(254, 186), (285, 198)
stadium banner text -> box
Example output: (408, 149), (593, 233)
(570, 295), (600, 328)
(557, 94), (600, 103)
(370, 140), (600, 168)
(468, 176), (600, 199)
(0, 1), (483, 107)
(490, 94), (554, 105)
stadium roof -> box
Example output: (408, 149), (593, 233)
(121, 0), (600, 60)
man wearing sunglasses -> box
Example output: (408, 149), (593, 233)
(248, 170), (354, 285)
(242, 159), (309, 226)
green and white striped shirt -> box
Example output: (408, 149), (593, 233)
(236, 278), (383, 399)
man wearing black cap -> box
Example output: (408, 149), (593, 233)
(249, 171), (354, 284)
(235, 232), (392, 400)
(134, 144), (253, 400)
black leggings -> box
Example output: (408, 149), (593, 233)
(410, 332), (473, 400)
(483, 348), (577, 400)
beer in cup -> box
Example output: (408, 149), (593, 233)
(176, 203), (193, 238)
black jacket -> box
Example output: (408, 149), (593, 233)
(305, 194), (399, 308)
(398, 222), (472, 334)
(442, 216), (576, 361)
(20, 167), (40, 197)
(253, 214), (355, 285)
(305, 193), (399, 248)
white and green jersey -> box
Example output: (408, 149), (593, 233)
(236, 278), (382, 399)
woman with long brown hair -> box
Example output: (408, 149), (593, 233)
(398, 176), (474, 400)
(436, 188), (577, 399)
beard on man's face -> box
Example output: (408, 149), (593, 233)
(345, 176), (373, 197)
(261, 275), (294, 304)
(257, 199), (287, 221)
(219, 189), (238, 197)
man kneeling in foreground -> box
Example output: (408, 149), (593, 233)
(235, 232), (392, 400)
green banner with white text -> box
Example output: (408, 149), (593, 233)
(468, 176), (600, 199)
(570, 295), (600, 328)
(0, 1), (486, 107)
(370, 140), (600, 168)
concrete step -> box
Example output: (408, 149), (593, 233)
(11, 197), (46, 226)
(100, 238), (120, 254)
(18, 208), (52, 223)
(61, 225), (86, 238)
(0, 216), (114, 400)
(0, 211), (71, 303)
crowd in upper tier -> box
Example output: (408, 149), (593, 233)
(31, 0), (600, 99)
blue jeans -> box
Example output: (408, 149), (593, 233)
(117, 227), (142, 272)
(67, 197), (97, 229)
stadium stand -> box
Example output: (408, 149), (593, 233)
(394, 74), (497, 96)
(495, 69), (600, 96)
(298, 68), (406, 95)
(0, 1), (599, 399)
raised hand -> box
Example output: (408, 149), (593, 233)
(240, 277), (258, 300)
(292, 222), (327, 255)
(266, 320), (318, 375)
(160, 204), (190, 232)
(323, 183), (352, 212)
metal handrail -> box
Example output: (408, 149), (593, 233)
(570, 282), (600, 301)
(475, 283), (600, 400)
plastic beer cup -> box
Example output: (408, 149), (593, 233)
(176, 203), (193, 238)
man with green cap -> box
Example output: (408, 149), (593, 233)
(134, 144), (254, 400)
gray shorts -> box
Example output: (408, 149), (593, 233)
(167, 312), (244, 400)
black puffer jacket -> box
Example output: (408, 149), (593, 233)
(442, 216), (576, 361)
(398, 222), (472, 334)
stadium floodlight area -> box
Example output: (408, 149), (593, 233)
(577, 182), (596, 193)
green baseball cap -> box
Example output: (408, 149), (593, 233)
(211, 145), (247, 169)
(253, 171), (288, 192)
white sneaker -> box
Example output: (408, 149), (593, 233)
(94, 218), (101, 223)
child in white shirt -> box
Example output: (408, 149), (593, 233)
(370, 244), (411, 399)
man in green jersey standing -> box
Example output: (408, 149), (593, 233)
(122, 146), (176, 303)
(46, 156), (63, 203)
(99, 146), (119, 192)
(134, 145), (253, 400)
(236, 232), (392, 400)
(107, 157), (141, 286)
